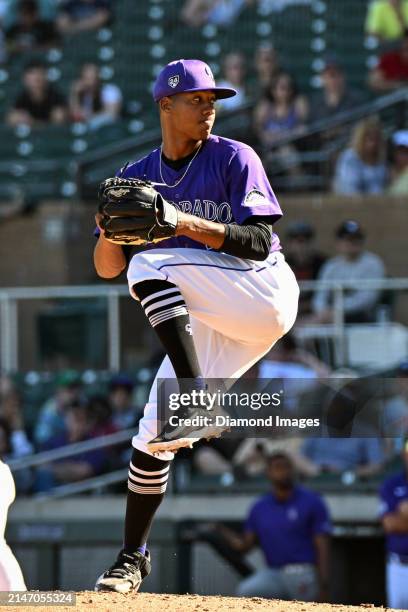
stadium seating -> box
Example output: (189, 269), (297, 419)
(0, 0), (375, 200)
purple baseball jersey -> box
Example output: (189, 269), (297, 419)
(244, 486), (332, 567)
(117, 134), (282, 253)
(380, 471), (408, 555)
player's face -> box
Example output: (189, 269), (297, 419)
(168, 91), (217, 141)
(266, 457), (294, 489)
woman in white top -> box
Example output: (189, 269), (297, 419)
(0, 460), (26, 591)
(333, 117), (388, 195)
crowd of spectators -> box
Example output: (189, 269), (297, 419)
(0, 0), (111, 59)
(5, 57), (122, 130)
(0, 370), (144, 494)
(0, 0), (119, 130)
(0, 0), (407, 192)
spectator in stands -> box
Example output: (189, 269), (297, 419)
(57, 0), (111, 35)
(109, 374), (141, 430)
(310, 57), (364, 123)
(86, 394), (117, 438)
(0, 417), (32, 493)
(369, 29), (408, 91)
(253, 72), (308, 147)
(181, 0), (254, 28)
(34, 370), (84, 447)
(300, 433), (385, 479)
(6, 0), (59, 55)
(221, 437), (319, 480)
(217, 453), (331, 601)
(284, 221), (327, 315)
(366, 0), (408, 43)
(34, 402), (109, 492)
(216, 51), (247, 112)
(0, 377), (33, 459)
(258, 333), (329, 421)
(259, 332), (330, 379)
(254, 43), (281, 91)
(69, 62), (122, 129)
(388, 129), (408, 194)
(311, 220), (386, 324)
(1, 0), (57, 28)
(381, 361), (408, 441)
(333, 117), (388, 195)
(7, 60), (66, 127)
(379, 437), (408, 609)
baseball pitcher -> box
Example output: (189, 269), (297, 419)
(94, 59), (299, 593)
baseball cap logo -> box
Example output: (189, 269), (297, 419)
(204, 66), (215, 82)
(168, 75), (179, 88)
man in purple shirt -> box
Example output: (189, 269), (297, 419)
(94, 59), (299, 593)
(218, 453), (331, 601)
(379, 438), (408, 609)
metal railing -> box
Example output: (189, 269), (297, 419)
(264, 87), (408, 190)
(7, 427), (138, 499)
(1, 278), (408, 373)
(0, 284), (129, 373)
(4, 278), (408, 499)
(265, 87), (408, 151)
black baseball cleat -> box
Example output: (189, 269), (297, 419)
(148, 392), (230, 455)
(95, 549), (151, 593)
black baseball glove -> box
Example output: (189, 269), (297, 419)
(98, 177), (178, 245)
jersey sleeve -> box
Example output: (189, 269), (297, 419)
(243, 502), (258, 534)
(226, 147), (283, 225)
(310, 494), (332, 535)
(379, 479), (397, 517)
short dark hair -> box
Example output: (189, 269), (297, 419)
(24, 60), (46, 73)
(266, 452), (292, 465)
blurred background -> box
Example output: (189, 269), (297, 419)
(1, 0), (408, 606)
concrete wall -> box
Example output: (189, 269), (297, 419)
(0, 202), (97, 287)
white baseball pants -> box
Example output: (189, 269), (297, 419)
(387, 556), (408, 609)
(127, 248), (299, 461)
(0, 462), (26, 591)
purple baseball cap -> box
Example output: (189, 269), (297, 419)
(153, 59), (237, 102)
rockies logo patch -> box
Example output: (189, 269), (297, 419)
(168, 75), (179, 88)
(244, 189), (267, 205)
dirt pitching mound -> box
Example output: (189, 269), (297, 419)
(3, 592), (395, 612)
